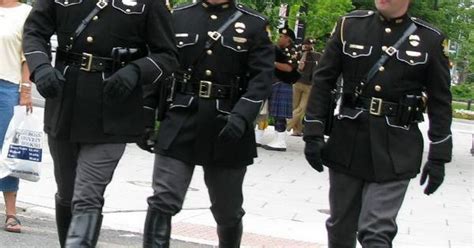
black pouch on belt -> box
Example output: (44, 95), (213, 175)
(396, 95), (424, 126)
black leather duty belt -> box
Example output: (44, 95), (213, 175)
(177, 81), (234, 99)
(56, 49), (114, 72)
(355, 96), (398, 116)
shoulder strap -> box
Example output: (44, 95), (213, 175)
(356, 23), (417, 95)
(185, 10), (243, 76)
(66, 0), (109, 51)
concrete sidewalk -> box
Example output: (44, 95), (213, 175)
(9, 108), (474, 247)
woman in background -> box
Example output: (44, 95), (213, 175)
(0, 0), (32, 233)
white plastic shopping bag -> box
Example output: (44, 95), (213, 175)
(0, 106), (44, 182)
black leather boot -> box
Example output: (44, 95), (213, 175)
(65, 210), (103, 248)
(55, 202), (72, 248)
(217, 221), (243, 248)
(143, 208), (172, 248)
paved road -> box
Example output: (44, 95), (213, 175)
(0, 207), (211, 248)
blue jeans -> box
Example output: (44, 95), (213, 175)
(0, 79), (20, 192)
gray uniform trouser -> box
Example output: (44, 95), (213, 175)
(48, 136), (126, 213)
(326, 169), (410, 248)
(147, 154), (247, 226)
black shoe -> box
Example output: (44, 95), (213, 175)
(65, 210), (102, 248)
(217, 221), (243, 248)
(143, 208), (172, 248)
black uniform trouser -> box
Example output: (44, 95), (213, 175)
(48, 136), (126, 213)
(326, 169), (409, 248)
(147, 154), (246, 226)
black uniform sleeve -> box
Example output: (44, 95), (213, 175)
(304, 18), (344, 137)
(22, 0), (56, 78)
(424, 35), (453, 163)
(132, 0), (179, 85)
(231, 21), (274, 125)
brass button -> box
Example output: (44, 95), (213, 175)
(385, 28), (392, 33)
(382, 46), (387, 51)
(86, 36), (94, 43)
(379, 66), (385, 72)
(93, 16), (99, 21)
(374, 85), (382, 92)
(206, 50), (213, 55)
(205, 70), (212, 76)
(211, 15), (218, 20)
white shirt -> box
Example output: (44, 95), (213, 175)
(0, 3), (32, 85)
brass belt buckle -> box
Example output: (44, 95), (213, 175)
(369, 97), (383, 116)
(199, 81), (212, 98)
(80, 53), (93, 72)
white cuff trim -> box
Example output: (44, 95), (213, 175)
(146, 57), (163, 84)
(431, 135), (452, 145)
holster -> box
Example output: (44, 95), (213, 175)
(111, 47), (140, 72)
(157, 76), (175, 122)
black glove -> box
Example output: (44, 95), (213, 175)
(34, 65), (65, 98)
(420, 160), (445, 195)
(136, 127), (156, 153)
(217, 114), (247, 143)
(304, 136), (325, 172)
(103, 64), (140, 103)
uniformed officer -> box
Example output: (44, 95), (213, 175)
(138, 0), (274, 247)
(22, 0), (178, 247)
(303, 0), (452, 247)
(259, 27), (299, 151)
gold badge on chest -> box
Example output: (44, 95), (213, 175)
(234, 22), (246, 34)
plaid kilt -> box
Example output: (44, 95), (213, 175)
(269, 81), (293, 118)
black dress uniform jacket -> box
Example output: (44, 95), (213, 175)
(23, 0), (178, 143)
(152, 1), (274, 167)
(305, 10), (452, 182)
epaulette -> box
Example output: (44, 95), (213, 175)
(173, 2), (198, 12)
(344, 10), (375, 19)
(411, 17), (442, 36)
(236, 3), (266, 21)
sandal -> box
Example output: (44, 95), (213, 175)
(4, 215), (21, 233)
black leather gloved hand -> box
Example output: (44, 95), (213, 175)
(304, 136), (325, 172)
(420, 160), (445, 195)
(103, 64), (140, 103)
(34, 65), (65, 98)
(217, 114), (247, 143)
(136, 127), (156, 153)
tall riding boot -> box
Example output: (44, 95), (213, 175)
(143, 208), (172, 248)
(65, 210), (103, 248)
(55, 202), (72, 248)
(217, 221), (243, 248)
(262, 131), (287, 151)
